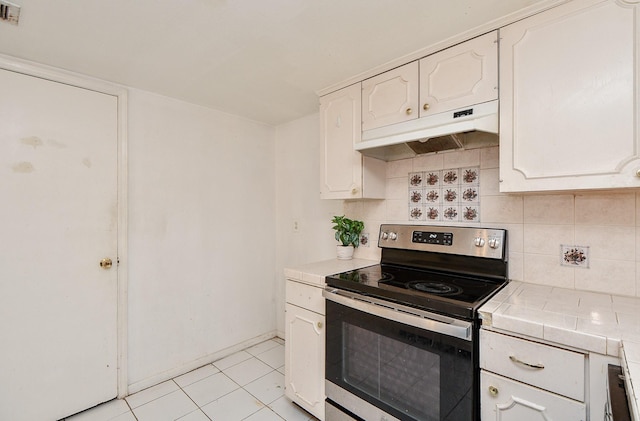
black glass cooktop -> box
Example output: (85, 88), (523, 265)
(325, 264), (507, 320)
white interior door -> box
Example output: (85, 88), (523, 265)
(0, 68), (119, 420)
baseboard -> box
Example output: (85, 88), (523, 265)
(126, 330), (279, 395)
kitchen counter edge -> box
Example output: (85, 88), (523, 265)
(479, 280), (640, 420)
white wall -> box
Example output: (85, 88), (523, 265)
(274, 113), (343, 334)
(127, 89), (277, 390)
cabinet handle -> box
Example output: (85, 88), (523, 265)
(351, 187), (358, 195)
(317, 322), (323, 329)
(406, 107), (413, 115)
(488, 385), (499, 396)
(509, 355), (545, 369)
(635, 169), (640, 177)
(423, 103), (430, 111)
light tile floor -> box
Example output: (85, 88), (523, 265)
(64, 338), (317, 421)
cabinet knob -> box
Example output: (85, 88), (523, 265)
(423, 103), (430, 111)
(317, 322), (323, 329)
(351, 187), (358, 195)
(406, 107), (413, 115)
(489, 385), (499, 396)
(636, 169), (640, 177)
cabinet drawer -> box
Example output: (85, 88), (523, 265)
(480, 330), (585, 401)
(286, 280), (324, 315)
(481, 371), (586, 420)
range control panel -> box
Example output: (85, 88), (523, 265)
(412, 231), (453, 246)
(379, 224), (506, 259)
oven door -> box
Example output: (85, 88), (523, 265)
(323, 288), (476, 421)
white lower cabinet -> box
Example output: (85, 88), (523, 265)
(284, 280), (325, 420)
(481, 371), (586, 420)
(480, 330), (587, 421)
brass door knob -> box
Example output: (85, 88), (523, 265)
(423, 103), (430, 111)
(489, 385), (499, 396)
(406, 107), (413, 115)
(99, 258), (113, 269)
(317, 322), (323, 329)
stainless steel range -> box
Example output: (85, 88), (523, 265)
(323, 224), (508, 421)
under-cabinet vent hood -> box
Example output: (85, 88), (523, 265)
(355, 100), (499, 161)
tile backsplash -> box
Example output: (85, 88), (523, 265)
(346, 146), (640, 298)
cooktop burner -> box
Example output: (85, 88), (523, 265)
(406, 281), (463, 296)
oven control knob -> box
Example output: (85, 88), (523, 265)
(488, 237), (500, 249)
(388, 232), (398, 240)
(381, 232), (389, 240)
(474, 237), (485, 247)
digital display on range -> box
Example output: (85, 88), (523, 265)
(412, 231), (453, 245)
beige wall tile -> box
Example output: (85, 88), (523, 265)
(523, 195), (575, 224)
(575, 225), (635, 261)
(386, 199), (408, 221)
(524, 254), (574, 289)
(386, 177), (408, 200)
(575, 259), (635, 296)
(575, 193), (635, 226)
(443, 148), (480, 169)
(387, 158), (413, 179)
(480, 168), (501, 196)
(524, 224), (574, 255)
(501, 223), (524, 253)
(481, 195), (524, 224)
(362, 200), (387, 221)
(508, 252), (524, 281)
(343, 200), (364, 220)
(412, 153), (444, 172)
(480, 146), (499, 169)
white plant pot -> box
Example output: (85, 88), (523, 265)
(337, 245), (354, 260)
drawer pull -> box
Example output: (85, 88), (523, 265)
(509, 355), (545, 369)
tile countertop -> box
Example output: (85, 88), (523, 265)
(479, 281), (640, 420)
(283, 258), (378, 287)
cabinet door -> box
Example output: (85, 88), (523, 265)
(362, 61), (419, 131)
(481, 371), (586, 421)
(284, 303), (325, 420)
(320, 84), (385, 199)
(419, 31), (498, 117)
(499, 0), (640, 192)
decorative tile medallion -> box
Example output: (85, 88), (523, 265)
(560, 245), (589, 268)
(408, 167), (480, 222)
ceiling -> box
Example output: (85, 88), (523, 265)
(0, 0), (548, 126)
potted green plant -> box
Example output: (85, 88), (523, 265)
(331, 215), (364, 260)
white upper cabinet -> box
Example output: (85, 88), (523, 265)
(361, 61), (419, 131)
(499, 0), (640, 192)
(320, 83), (386, 199)
(419, 31), (498, 117)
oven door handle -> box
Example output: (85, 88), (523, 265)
(323, 287), (472, 341)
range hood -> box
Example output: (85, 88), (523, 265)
(355, 100), (499, 161)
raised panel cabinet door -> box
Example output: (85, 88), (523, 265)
(0, 68), (118, 420)
(481, 371), (586, 421)
(362, 61), (419, 131)
(284, 303), (325, 420)
(419, 31), (498, 117)
(499, 0), (640, 192)
(320, 84), (363, 199)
